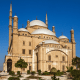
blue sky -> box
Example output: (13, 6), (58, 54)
(0, 0), (80, 71)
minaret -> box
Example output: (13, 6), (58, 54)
(70, 29), (76, 58)
(9, 3), (12, 47)
(13, 15), (18, 33)
(45, 12), (48, 27)
(70, 29), (75, 43)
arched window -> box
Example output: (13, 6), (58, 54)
(62, 56), (65, 61)
(62, 65), (65, 71)
(7, 59), (12, 72)
(48, 55), (51, 61)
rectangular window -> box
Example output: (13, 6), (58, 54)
(23, 41), (25, 46)
(29, 66), (31, 71)
(22, 49), (25, 54)
(29, 50), (31, 55)
(48, 65), (51, 70)
(29, 42), (31, 46)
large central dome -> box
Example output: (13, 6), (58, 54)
(31, 28), (56, 36)
(30, 20), (47, 27)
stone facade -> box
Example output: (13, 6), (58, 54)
(3, 3), (76, 73)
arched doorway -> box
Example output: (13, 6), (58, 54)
(7, 59), (12, 72)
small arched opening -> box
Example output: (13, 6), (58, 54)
(7, 59), (12, 72)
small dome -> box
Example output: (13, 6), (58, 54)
(14, 15), (17, 17)
(18, 28), (29, 32)
(59, 35), (68, 39)
(71, 29), (74, 31)
(30, 20), (47, 27)
(31, 29), (55, 36)
(39, 40), (59, 44)
(7, 54), (11, 56)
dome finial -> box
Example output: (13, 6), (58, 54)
(62, 32), (63, 35)
(71, 27), (74, 30)
(22, 24), (24, 28)
(36, 16), (37, 20)
(28, 19), (29, 21)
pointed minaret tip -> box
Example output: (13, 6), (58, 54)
(46, 12), (47, 20)
(10, 2), (12, 11)
(45, 12), (48, 27)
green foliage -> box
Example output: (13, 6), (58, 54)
(27, 70), (30, 74)
(57, 70), (60, 72)
(8, 77), (20, 80)
(15, 58), (28, 74)
(17, 71), (20, 75)
(15, 58), (28, 69)
(38, 70), (41, 75)
(72, 56), (80, 69)
(51, 73), (59, 80)
(42, 71), (50, 75)
(71, 70), (80, 80)
(56, 71), (64, 76)
(66, 66), (73, 72)
(9, 71), (15, 76)
(50, 67), (57, 74)
(31, 71), (36, 75)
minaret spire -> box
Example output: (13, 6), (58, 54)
(9, 2), (12, 47)
(10, 2), (12, 12)
(45, 12), (48, 27)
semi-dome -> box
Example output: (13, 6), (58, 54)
(18, 28), (29, 32)
(30, 20), (47, 27)
(39, 40), (59, 44)
(31, 28), (56, 36)
(59, 35), (68, 39)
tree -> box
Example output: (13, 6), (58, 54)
(66, 66), (73, 72)
(15, 58), (28, 74)
(72, 56), (80, 69)
(50, 67), (58, 80)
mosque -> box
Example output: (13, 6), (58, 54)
(3, 3), (76, 73)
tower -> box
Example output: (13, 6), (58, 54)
(13, 15), (18, 33)
(45, 12), (48, 28)
(70, 29), (76, 58)
(71, 29), (75, 43)
(9, 3), (12, 47)
(12, 15), (18, 56)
